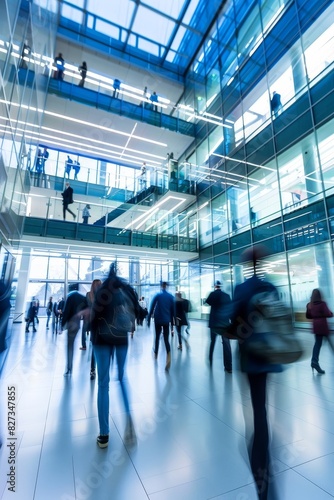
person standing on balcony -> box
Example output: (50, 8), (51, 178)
(65, 155), (73, 178)
(78, 61), (87, 87)
(138, 162), (147, 191)
(73, 160), (80, 180)
(270, 91), (282, 118)
(82, 204), (91, 224)
(150, 91), (158, 111)
(113, 78), (121, 98)
(19, 40), (31, 69)
(54, 53), (65, 80)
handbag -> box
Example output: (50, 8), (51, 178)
(242, 292), (304, 364)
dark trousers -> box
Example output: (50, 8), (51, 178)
(154, 322), (170, 355)
(209, 328), (232, 370)
(248, 373), (269, 500)
(312, 334), (334, 364)
(91, 350), (96, 372)
(82, 216), (88, 224)
(26, 317), (36, 331)
(63, 203), (76, 220)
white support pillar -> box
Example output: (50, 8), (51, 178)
(13, 247), (32, 323)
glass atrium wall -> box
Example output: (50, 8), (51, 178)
(0, 0), (58, 242)
(181, 0), (334, 325)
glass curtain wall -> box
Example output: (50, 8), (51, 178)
(0, 1), (58, 241)
(182, 0), (333, 165)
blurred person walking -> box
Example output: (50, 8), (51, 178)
(80, 279), (102, 380)
(230, 245), (282, 500)
(62, 289), (88, 376)
(306, 288), (333, 374)
(25, 300), (37, 333)
(205, 281), (232, 372)
(147, 282), (175, 370)
(90, 264), (139, 448)
(174, 292), (189, 351)
(46, 297), (53, 329)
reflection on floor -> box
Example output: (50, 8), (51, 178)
(0, 319), (334, 500)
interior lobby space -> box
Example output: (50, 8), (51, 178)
(1, 318), (334, 500)
(1, 0), (334, 498)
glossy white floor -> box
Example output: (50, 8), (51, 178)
(1, 319), (334, 500)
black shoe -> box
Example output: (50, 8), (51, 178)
(63, 370), (71, 376)
(311, 363), (325, 374)
(225, 368), (232, 373)
(97, 434), (109, 448)
(25, 329), (29, 333)
(33, 329), (37, 332)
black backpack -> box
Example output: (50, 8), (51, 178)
(93, 278), (137, 345)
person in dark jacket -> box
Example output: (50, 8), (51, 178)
(62, 291), (88, 375)
(54, 53), (65, 80)
(148, 282), (175, 370)
(0, 280), (11, 355)
(46, 297), (53, 329)
(80, 279), (102, 381)
(230, 245), (282, 500)
(205, 281), (232, 371)
(61, 182), (76, 221)
(306, 288), (333, 374)
(90, 264), (139, 448)
(270, 90), (282, 118)
(174, 292), (189, 351)
(26, 301), (37, 333)
(78, 61), (87, 87)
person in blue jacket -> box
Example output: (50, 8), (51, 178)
(230, 245), (282, 500)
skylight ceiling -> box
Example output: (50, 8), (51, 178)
(62, 0), (222, 76)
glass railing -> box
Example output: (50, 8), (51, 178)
(23, 192), (198, 253)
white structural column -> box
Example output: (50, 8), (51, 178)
(13, 247), (32, 323)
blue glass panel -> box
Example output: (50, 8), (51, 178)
(132, 6), (176, 46)
(285, 221), (328, 250)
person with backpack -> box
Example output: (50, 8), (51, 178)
(90, 264), (139, 448)
(229, 245), (282, 500)
(306, 288), (333, 374)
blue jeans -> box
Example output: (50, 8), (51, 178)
(94, 343), (129, 435)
